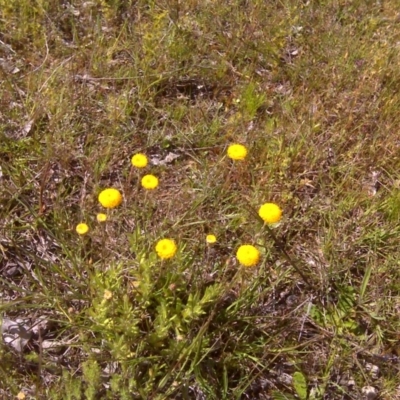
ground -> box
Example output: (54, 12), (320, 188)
(1, 1), (400, 399)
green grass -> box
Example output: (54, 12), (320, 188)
(1, 0), (400, 399)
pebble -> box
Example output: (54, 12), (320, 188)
(365, 362), (379, 379)
(362, 386), (378, 400)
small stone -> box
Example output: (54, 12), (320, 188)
(348, 378), (356, 387)
(277, 372), (292, 385)
(31, 317), (51, 336)
(103, 361), (118, 375)
(286, 295), (298, 306)
(41, 340), (62, 350)
(5, 266), (20, 277)
(365, 363), (379, 379)
(1, 318), (32, 352)
(362, 386), (377, 400)
(150, 152), (179, 166)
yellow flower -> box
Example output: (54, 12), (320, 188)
(227, 144), (248, 160)
(75, 223), (89, 235)
(17, 392), (26, 400)
(155, 238), (177, 259)
(236, 244), (260, 267)
(103, 289), (113, 300)
(258, 203), (282, 224)
(131, 153), (148, 168)
(141, 174), (159, 190)
(96, 213), (107, 222)
(206, 234), (217, 244)
(98, 188), (122, 208)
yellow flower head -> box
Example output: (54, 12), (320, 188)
(76, 223), (89, 235)
(103, 289), (113, 300)
(17, 392), (26, 400)
(236, 244), (260, 267)
(156, 238), (177, 259)
(131, 153), (148, 168)
(98, 188), (122, 208)
(96, 213), (107, 222)
(227, 144), (248, 160)
(141, 174), (159, 190)
(258, 203), (282, 224)
(206, 234), (217, 244)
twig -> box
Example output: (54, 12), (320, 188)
(262, 222), (313, 289)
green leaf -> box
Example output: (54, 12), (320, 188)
(293, 371), (308, 400)
(271, 391), (296, 400)
(359, 264), (372, 301)
(338, 286), (355, 314)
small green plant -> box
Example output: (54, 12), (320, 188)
(240, 82), (267, 119)
(82, 360), (102, 400)
(293, 371), (308, 400)
(310, 285), (360, 335)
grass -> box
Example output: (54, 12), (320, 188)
(1, 0), (400, 399)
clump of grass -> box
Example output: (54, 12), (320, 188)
(1, 1), (400, 399)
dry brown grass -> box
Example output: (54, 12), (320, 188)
(1, 1), (400, 399)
